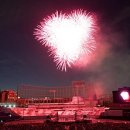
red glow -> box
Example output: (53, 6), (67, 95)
(34, 10), (97, 71)
(120, 91), (129, 100)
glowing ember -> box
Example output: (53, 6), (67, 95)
(34, 10), (97, 71)
(120, 91), (129, 100)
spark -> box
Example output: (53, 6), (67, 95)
(34, 10), (97, 71)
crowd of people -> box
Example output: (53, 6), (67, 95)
(1, 121), (130, 130)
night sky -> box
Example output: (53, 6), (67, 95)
(0, 0), (130, 93)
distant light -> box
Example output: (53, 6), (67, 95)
(120, 91), (129, 100)
(4, 105), (7, 107)
(105, 107), (109, 110)
(8, 104), (11, 108)
(13, 104), (16, 107)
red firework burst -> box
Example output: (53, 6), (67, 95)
(34, 10), (97, 71)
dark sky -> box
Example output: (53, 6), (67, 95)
(0, 0), (130, 93)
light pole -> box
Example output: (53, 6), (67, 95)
(49, 90), (56, 99)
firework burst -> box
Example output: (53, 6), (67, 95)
(34, 10), (97, 71)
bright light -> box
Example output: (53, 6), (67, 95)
(34, 10), (97, 71)
(8, 104), (11, 108)
(120, 91), (129, 100)
(9, 114), (12, 117)
(13, 104), (16, 107)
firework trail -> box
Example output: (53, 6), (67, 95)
(34, 10), (97, 71)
